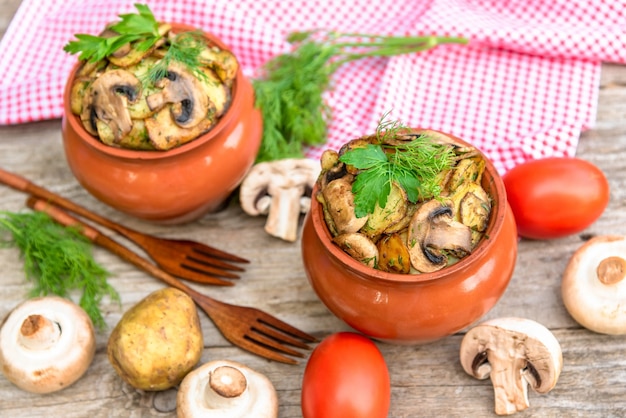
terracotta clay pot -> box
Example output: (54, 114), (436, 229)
(61, 24), (262, 223)
(301, 133), (518, 344)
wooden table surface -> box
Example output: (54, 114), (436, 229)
(2, 2), (626, 417)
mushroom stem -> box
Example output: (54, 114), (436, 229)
(177, 360), (278, 417)
(204, 366), (250, 407)
(265, 186), (303, 242)
(484, 346), (532, 415)
(18, 314), (61, 351)
(596, 256), (626, 285)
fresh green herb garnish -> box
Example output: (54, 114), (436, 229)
(339, 116), (455, 218)
(0, 211), (119, 331)
(63, 3), (160, 63)
(253, 31), (467, 163)
(63, 4), (206, 85)
(146, 31), (208, 84)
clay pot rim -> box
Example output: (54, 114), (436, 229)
(63, 23), (241, 161)
(310, 131), (508, 285)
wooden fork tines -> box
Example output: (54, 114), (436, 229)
(27, 197), (317, 364)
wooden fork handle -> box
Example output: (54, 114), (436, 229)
(25, 196), (202, 300)
(0, 167), (126, 234)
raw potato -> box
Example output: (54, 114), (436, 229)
(107, 287), (204, 391)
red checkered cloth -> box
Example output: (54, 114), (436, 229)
(1, 0), (624, 173)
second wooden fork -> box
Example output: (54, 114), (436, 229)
(28, 196), (317, 364)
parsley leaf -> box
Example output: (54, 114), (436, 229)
(339, 123), (455, 218)
(63, 3), (161, 62)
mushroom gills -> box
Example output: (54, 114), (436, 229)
(460, 317), (563, 416)
(80, 69), (142, 141)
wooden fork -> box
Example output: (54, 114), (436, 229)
(0, 168), (247, 286)
(27, 196), (317, 364)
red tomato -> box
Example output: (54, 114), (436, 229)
(502, 157), (609, 239)
(301, 332), (390, 418)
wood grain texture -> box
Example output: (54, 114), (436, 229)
(2, 2), (626, 417)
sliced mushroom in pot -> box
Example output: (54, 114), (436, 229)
(333, 233), (379, 269)
(80, 69), (142, 141)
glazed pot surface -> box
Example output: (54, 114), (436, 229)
(61, 24), (262, 223)
(301, 134), (518, 343)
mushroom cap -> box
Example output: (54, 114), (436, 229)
(80, 69), (141, 141)
(177, 359), (278, 418)
(239, 158), (320, 216)
(0, 296), (96, 394)
(239, 158), (320, 241)
(562, 235), (626, 334)
(460, 317), (562, 415)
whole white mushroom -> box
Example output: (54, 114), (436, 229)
(562, 235), (626, 334)
(0, 296), (96, 393)
(177, 360), (278, 417)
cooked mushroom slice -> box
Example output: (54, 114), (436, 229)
(80, 69), (141, 140)
(146, 62), (211, 128)
(460, 317), (563, 416)
(320, 176), (369, 235)
(177, 360), (278, 418)
(562, 235), (626, 334)
(239, 159), (320, 242)
(198, 67), (231, 117)
(377, 232), (411, 273)
(407, 199), (456, 273)
(361, 182), (408, 239)
(424, 214), (473, 260)
(446, 156), (485, 193)
(70, 77), (92, 115)
(317, 150), (348, 191)
(145, 104), (217, 150)
(0, 296), (96, 394)
(459, 186), (491, 231)
(334, 233), (379, 268)
(198, 45), (239, 85)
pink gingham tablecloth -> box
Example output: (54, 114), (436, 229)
(1, 0), (625, 174)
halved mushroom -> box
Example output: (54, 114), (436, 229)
(145, 105), (217, 150)
(319, 176), (368, 235)
(80, 69), (142, 142)
(460, 317), (563, 416)
(198, 45), (239, 86)
(146, 62), (211, 128)
(562, 235), (626, 334)
(407, 199), (472, 273)
(0, 296), (96, 394)
(177, 360), (278, 418)
(334, 233), (379, 269)
(424, 214), (473, 260)
(239, 159), (320, 242)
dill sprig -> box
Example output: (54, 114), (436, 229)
(339, 115), (455, 218)
(253, 31), (468, 163)
(145, 31), (208, 85)
(0, 211), (119, 331)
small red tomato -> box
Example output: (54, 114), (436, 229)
(502, 157), (609, 239)
(301, 332), (390, 418)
